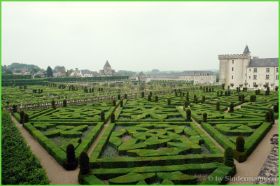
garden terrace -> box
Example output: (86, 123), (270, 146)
(83, 97), (235, 185)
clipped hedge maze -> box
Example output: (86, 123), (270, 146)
(190, 93), (278, 162)
(23, 102), (115, 165)
(83, 98), (235, 184)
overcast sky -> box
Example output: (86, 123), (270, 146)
(2, 2), (278, 71)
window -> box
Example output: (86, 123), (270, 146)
(266, 75), (269, 80)
(232, 60), (234, 64)
(232, 67), (234, 71)
(249, 68), (251, 72)
(277, 75), (279, 80)
(277, 68), (278, 73)
(253, 75), (257, 80)
(254, 68), (257, 73)
(249, 76), (251, 79)
(232, 75), (234, 79)
(266, 68), (270, 73)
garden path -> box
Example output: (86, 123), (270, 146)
(11, 115), (79, 184)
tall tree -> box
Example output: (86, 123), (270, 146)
(46, 66), (53, 77)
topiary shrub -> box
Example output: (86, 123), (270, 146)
(79, 152), (90, 175)
(186, 109), (191, 121)
(229, 102), (234, 112)
(184, 101), (189, 108)
(63, 99), (67, 107)
(100, 111), (105, 121)
(148, 95), (152, 101)
(224, 148), (234, 167)
(155, 96), (158, 102)
(265, 110), (274, 123)
(51, 100), (56, 109)
(19, 111), (25, 124)
(167, 98), (171, 105)
(202, 113), (207, 122)
(265, 87), (270, 95)
(111, 113), (115, 123)
(120, 100), (123, 107)
(141, 92), (144, 98)
(273, 103), (278, 113)
(216, 101), (220, 111)
(12, 105), (18, 113)
(250, 95), (256, 102)
(201, 96), (205, 103)
(194, 95), (198, 103)
(112, 99), (116, 106)
(64, 144), (78, 170)
(124, 94), (127, 99)
(24, 113), (29, 123)
(236, 136), (245, 152)
(117, 94), (121, 100)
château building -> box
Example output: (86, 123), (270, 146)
(99, 60), (115, 76)
(219, 46), (278, 90)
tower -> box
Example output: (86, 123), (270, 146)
(218, 46), (251, 88)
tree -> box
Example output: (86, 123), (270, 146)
(236, 136), (245, 152)
(224, 148), (234, 167)
(100, 111), (105, 121)
(216, 101), (220, 111)
(229, 102), (234, 112)
(167, 98), (171, 105)
(124, 94), (128, 99)
(120, 100), (123, 107)
(201, 96), (205, 103)
(141, 92), (144, 98)
(64, 144), (78, 170)
(155, 96), (158, 102)
(46, 66), (53, 77)
(51, 100), (56, 109)
(79, 152), (90, 175)
(19, 111), (25, 124)
(63, 99), (67, 107)
(112, 99), (116, 106)
(12, 105), (18, 113)
(250, 95), (256, 102)
(273, 103), (278, 113)
(186, 109), (191, 121)
(203, 113), (207, 122)
(111, 113), (115, 123)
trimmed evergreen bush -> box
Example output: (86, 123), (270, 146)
(63, 99), (67, 107)
(186, 109), (191, 121)
(167, 98), (171, 105)
(216, 102), (220, 111)
(224, 148), (234, 167)
(100, 111), (105, 121)
(51, 100), (56, 109)
(203, 113), (207, 122)
(229, 102), (234, 112)
(250, 95), (256, 102)
(111, 113), (115, 123)
(64, 144), (78, 170)
(79, 152), (90, 175)
(236, 136), (245, 152)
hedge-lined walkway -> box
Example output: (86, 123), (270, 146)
(11, 115), (79, 184)
(229, 120), (278, 184)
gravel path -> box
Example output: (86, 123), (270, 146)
(11, 115), (79, 184)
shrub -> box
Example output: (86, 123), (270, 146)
(141, 92), (144, 98)
(255, 89), (260, 95)
(111, 113), (115, 123)
(265, 87), (270, 95)
(229, 102), (234, 112)
(186, 109), (191, 121)
(193, 95), (198, 103)
(184, 101), (189, 108)
(224, 148), (234, 167)
(79, 152), (90, 175)
(64, 144), (78, 170)
(112, 99), (116, 106)
(265, 110), (274, 123)
(124, 94), (127, 99)
(273, 103), (278, 113)
(19, 111), (25, 124)
(120, 100), (123, 107)
(216, 102), (220, 111)
(63, 99), (67, 107)
(250, 95), (256, 102)
(167, 98), (171, 105)
(24, 113), (29, 123)
(155, 96), (158, 102)
(236, 136), (245, 152)
(203, 113), (207, 122)
(100, 111), (105, 121)
(12, 105), (18, 113)
(201, 96), (205, 103)
(148, 95), (152, 101)
(51, 100), (56, 109)
(117, 94), (121, 100)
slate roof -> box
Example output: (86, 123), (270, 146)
(249, 58), (278, 67)
(243, 45), (250, 55)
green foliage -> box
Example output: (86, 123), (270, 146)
(79, 152), (90, 175)
(2, 112), (49, 184)
(236, 136), (245, 152)
(224, 148), (234, 167)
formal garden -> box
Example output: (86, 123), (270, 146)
(2, 80), (278, 184)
